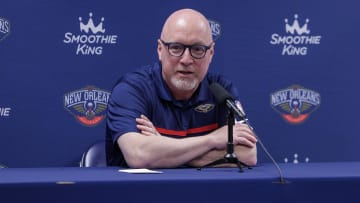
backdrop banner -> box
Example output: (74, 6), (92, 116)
(1, 0), (359, 167)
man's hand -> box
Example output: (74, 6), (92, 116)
(232, 123), (257, 148)
(188, 123), (258, 167)
(209, 123), (257, 150)
(136, 114), (161, 136)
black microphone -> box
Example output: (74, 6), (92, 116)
(209, 82), (246, 120)
(209, 82), (289, 184)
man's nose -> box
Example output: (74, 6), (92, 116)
(180, 48), (194, 64)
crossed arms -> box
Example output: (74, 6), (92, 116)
(117, 115), (257, 169)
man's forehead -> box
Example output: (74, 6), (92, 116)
(162, 16), (211, 43)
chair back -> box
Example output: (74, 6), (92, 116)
(80, 141), (107, 167)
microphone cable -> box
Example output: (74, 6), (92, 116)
(243, 119), (289, 184)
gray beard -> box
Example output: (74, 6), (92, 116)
(171, 77), (199, 91)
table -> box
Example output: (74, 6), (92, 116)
(1, 162), (360, 203)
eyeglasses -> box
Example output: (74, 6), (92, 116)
(160, 39), (213, 59)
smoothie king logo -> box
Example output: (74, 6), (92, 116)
(0, 17), (10, 42)
(63, 12), (118, 55)
(270, 14), (322, 55)
(270, 85), (321, 124)
(64, 86), (110, 127)
(0, 107), (11, 117)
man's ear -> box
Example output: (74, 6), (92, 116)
(208, 42), (215, 63)
(157, 39), (162, 61)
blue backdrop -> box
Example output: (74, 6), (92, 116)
(1, 0), (359, 167)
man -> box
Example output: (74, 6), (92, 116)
(106, 8), (257, 168)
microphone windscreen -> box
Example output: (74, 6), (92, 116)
(209, 83), (234, 104)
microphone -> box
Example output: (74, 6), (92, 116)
(209, 82), (289, 184)
(209, 82), (247, 121)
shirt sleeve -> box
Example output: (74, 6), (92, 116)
(106, 78), (149, 144)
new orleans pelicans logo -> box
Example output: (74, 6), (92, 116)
(208, 19), (221, 41)
(64, 86), (110, 126)
(194, 103), (214, 113)
(0, 17), (10, 42)
(270, 85), (321, 124)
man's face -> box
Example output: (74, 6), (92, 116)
(158, 21), (214, 99)
(159, 40), (213, 90)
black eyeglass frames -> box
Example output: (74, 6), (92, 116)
(160, 39), (213, 59)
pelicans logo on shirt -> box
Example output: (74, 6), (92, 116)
(194, 103), (214, 113)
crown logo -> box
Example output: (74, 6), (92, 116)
(285, 14), (310, 35)
(79, 12), (105, 34)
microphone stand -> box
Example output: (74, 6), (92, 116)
(199, 110), (250, 172)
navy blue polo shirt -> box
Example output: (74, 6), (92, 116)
(106, 62), (240, 166)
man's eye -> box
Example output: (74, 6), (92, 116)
(192, 46), (205, 53)
(170, 44), (183, 51)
